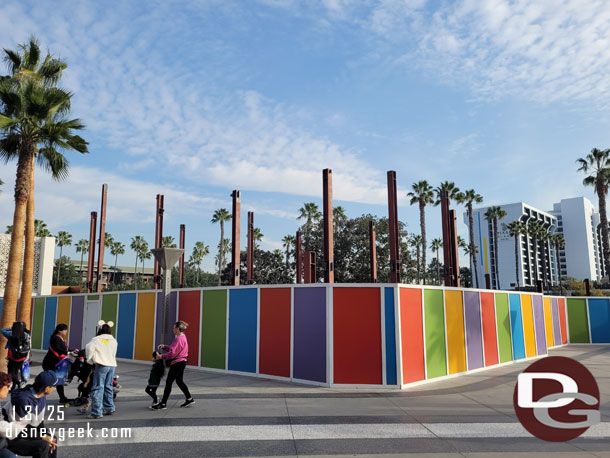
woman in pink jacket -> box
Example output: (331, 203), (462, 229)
(152, 321), (194, 410)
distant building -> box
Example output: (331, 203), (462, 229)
(70, 260), (154, 289)
(0, 234), (55, 297)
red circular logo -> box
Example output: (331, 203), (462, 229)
(513, 356), (600, 442)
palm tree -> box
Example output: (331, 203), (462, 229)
(110, 241), (125, 284)
(538, 226), (551, 292)
(34, 220), (51, 237)
(407, 180), (434, 284)
(430, 238), (443, 285)
(434, 181), (461, 206)
(527, 220), (544, 287)
(577, 148), (610, 277)
(130, 236), (146, 289)
(409, 235), (423, 284)
(551, 233), (566, 294)
(139, 242), (151, 286)
(75, 239), (89, 284)
(211, 208), (232, 286)
(484, 206), (507, 289)
(55, 231), (72, 285)
(457, 190), (483, 288)
(0, 38), (88, 334)
(190, 241), (209, 284)
(162, 236), (176, 248)
(282, 235), (295, 279)
(507, 221), (524, 289)
(297, 202), (321, 250)
(252, 227), (264, 250)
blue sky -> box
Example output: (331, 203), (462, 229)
(0, 0), (609, 271)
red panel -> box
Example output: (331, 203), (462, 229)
(558, 298), (568, 344)
(400, 288), (425, 383)
(480, 292), (499, 367)
(333, 287), (382, 384)
(259, 288), (291, 378)
(178, 290), (201, 366)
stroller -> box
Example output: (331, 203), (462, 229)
(67, 350), (120, 410)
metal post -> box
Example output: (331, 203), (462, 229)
(151, 248), (184, 347)
(247, 211), (254, 284)
(369, 220), (377, 283)
(178, 224), (185, 288)
(485, 273), (491, 290)
(441, 191), (452, 286)
(323, 169), (334, 283)
(449, 209), (460, 287)
(87, 212), (97, 293)
(387, 171), (401, 283)
(154, 194), (164, 289)
(231, 190), (241, 286)
(296, 230), (302, 284)
(96, 184), (108, 293)
(584, 278), (591, 296)
(304, 251), (316, 284)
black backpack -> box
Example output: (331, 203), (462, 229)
(8, 322), (30, 361)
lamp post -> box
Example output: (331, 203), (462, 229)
(151, 247), (184, 345)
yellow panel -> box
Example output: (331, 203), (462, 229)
(57, 296), (71, 343)
(134, 292), (156, 361)
(544, 297), (554, 348)
(444, 290), (467, 374)
(521, 295), (536, 357)
(483, 237), (489, 274)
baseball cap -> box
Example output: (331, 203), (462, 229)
(35, 371), (58, 388)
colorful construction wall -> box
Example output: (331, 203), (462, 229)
(25, 285), (608, 388)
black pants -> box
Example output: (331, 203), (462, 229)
(55, 384), (69, 402)
(145, 385), (158, 403)
(161, 361), (191, 404)
(8, 437), (56, 458)
(7, 360), (22, 389)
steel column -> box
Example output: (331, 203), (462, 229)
(441, 191), (453, 286)
(153, 194), (164, 289)
(178, 224), (185, 288)
(323, 169), (334, 283)
(387, 171), (401, 283)
(295, 230), (302, 284)
(231, 190), (241, 286)
(449, 209), (460, 287)
(369, 220), (378, 283)
(247, 211), (254, 284)
(87, 212), (97, 293)
(96, 184), (108, 293)
(304, 251), (316, 284)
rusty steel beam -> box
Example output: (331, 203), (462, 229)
(178, 224), (185, 288)
(323, 169), (334, 283)
(247, 211), (254, 284)
(96, 184), (108, 293)
(369, 220), (378, 283)
(231, 190), (241, 286)
(387, 171), (401, 283)
(153, 194), (164, 289)
(87, 211), (97, 293)
(440, 191), (453, 286)
(296, 230), (302, 284)
(449, 209), (460, 287)
(304, 251), (316, 284)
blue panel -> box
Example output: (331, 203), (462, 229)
(228, 288), (258, 373)
(384, 288), (397, 385)
(0, 298), (3, 317)
(509, 294), (525, 360)
(588, 298), (610, 343)
(117, 293), (137, 359)
(42, 297), (58, 351)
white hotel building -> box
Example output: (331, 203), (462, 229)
(465, 197), (604, 290)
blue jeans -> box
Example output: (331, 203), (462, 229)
(0, 448), (17, 458)
(90, 365), (115, 417)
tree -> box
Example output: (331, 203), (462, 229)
(211, 209), (231, 286)
(527, 220), (544, 287)
(162, 236), (176, 248)
(577, 148), (610, 278)
(189, 241), (209, 284)
(507, 221), (525, 289)
(457, 190), (483, 288)
(110, 241), (125, 284)
(538, 225), (551, 292)
(34, 220), (51, 237)
(139, 242), (151, 286)
(252, 227), (264, 250)
(0, 37), (88, 345)
(54, 231), (72, 285)
(130, 236), (146, 289)
(75, 239), (89, 284)
(430, 238), (443, 285)
(484, 206), (506, 289)
(297, 202), (321, 251)
(551, 233), (566, 294)
(53, 256), (79, 287)
(281, 235), (295, 281)
(407, 180), (434, 285)
(434, 181), (461, 206)
(215, 238), (231, 284)
(409, 235), (423, 284)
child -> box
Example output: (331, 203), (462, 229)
(145, 352), (166, 407)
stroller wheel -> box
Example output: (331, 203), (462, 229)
(74, 398), (82, 406)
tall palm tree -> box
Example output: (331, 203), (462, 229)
(297, 202), (321, 250)
(190, 241), (209, 284)
(75, 239), (89, 284)
(457, 190), (483, 288)
(507, 221), (524, 289)
(139, 242), (151, 286)
(0, 38), (88, 334)
(409, 235), (423, 284)
(110, 241), (125, 284)
(55, 231), (72, 285)
(577, 148), (610, 277)
(551, 233), (566, 294)
(430, 238), (443, 285)
(527, 220), (544, 287)
(484, 206), (507, 289)
(211, 208), (232, 286)
(162, 236), (176, 248)
(130, 236), (146, 289)
(34, 219), (51, 237)
(252, 227), (264, 250)
(538, 226), (551, 292)
(282, 235), (295, 279)
(407, 180), (434, 285)
(434, 181), (461, 206)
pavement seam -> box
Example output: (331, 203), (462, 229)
(284, 394), (299, 458)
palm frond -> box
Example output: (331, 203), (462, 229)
(3, 49), (21, 75)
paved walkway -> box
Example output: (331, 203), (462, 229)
(22, 345), (610, 457)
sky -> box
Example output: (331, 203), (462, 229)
(1, 0), (609, 272)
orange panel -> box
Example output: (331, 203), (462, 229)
(480, 292), (499, 366)
(400, 288), (425, 383)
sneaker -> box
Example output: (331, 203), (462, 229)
(88, 414), (103, 419)
(77, 407), (88, 414)
(103, 410), (115, 416)
(180, 398), (195, 408)
(151, 403), (166, 410)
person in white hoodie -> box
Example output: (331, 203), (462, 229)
(85, 321), (117, 419)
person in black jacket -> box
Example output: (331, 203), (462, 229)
(42, 324), (77, 404)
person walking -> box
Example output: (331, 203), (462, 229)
(1, 322), (30, 389)
(42, 323), (77, 404)
(152, 321), (194, 410)
(144, 352), (167, 408)
(85, 321), (117, 419)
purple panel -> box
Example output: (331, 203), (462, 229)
(463, 291), (484, 370)
(551, 298), (561, 346)
(532, 295), (547, 355)
(68, 296), (85, 350)
(155, 291), (178, 347)
(293, 287), (327, 383)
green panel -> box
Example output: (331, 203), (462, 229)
(88, 295), (99, 301)
(101, 294), (118, 337)
(31, 298), (46, 349)
(494, 293), (513, 363)
(424, 289), (447, 379)
(567, 298), (590, 343)
(201, 290), (227, 369)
